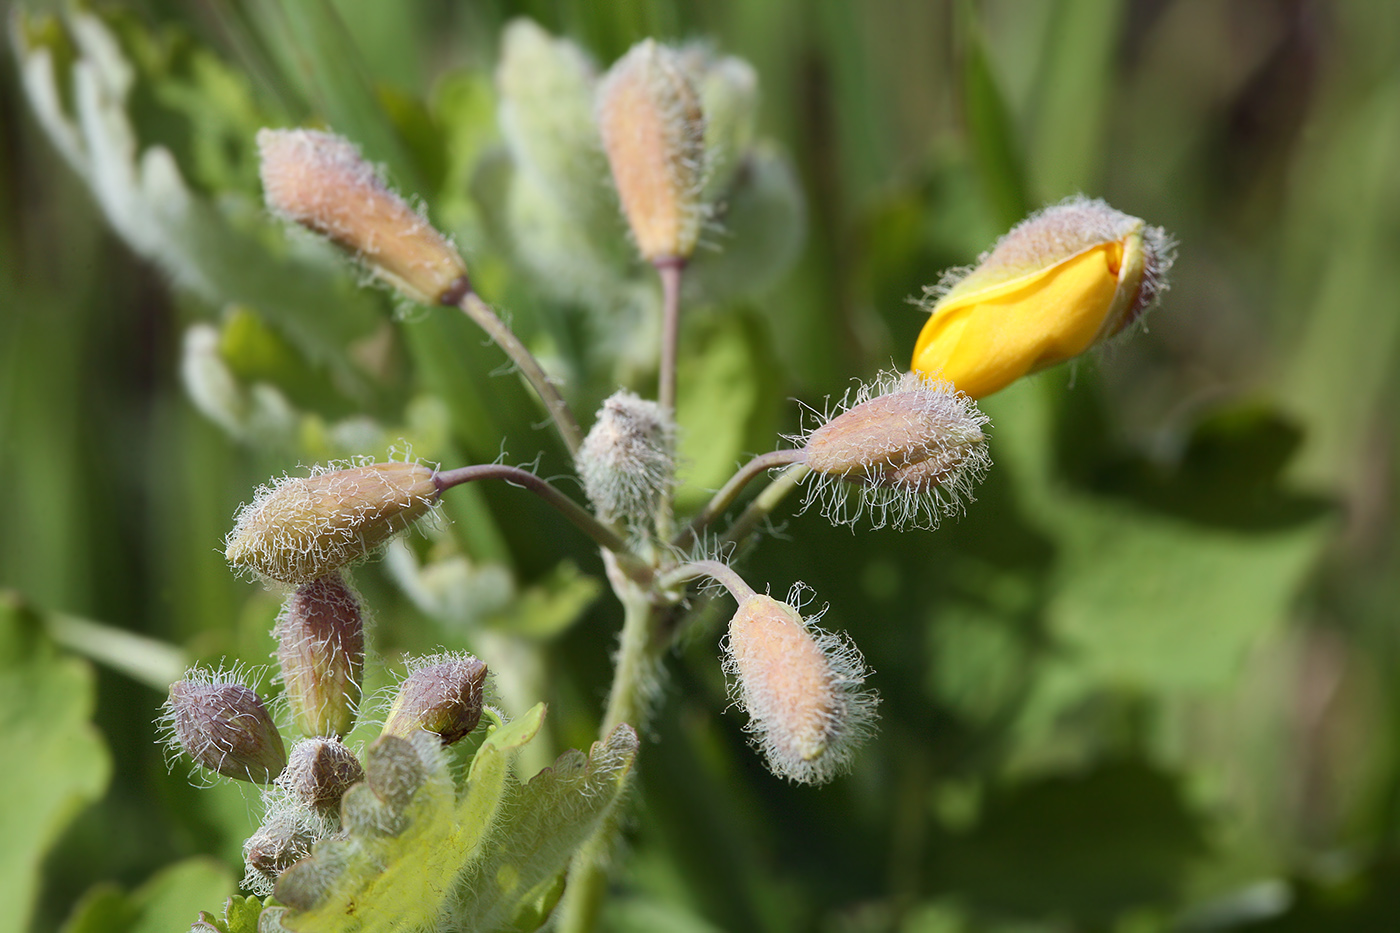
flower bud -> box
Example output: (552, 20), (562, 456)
(163, 669), (287, 783)
(694, 54), (758, 202)
(912, 196), (1176, 399)
(597, 39), (706, 262)
(578, 390), (676, 525)
(278, 736), (365, 814)
(276, 574), (365, 737)
(244, 810), (318, 881)
(225, 461), (439, 585)
(257, 128), (468, 304)
(798, 372), (990, 529)
(723, 593), (877, 785)
(382, 655), (488, 746)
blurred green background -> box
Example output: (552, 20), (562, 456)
(3, 0), (1399, 930)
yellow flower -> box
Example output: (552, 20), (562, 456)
(911, 197), (1174, 399)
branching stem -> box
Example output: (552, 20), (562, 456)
(674, 449), (807, 551)
(721, 463), (812, 548)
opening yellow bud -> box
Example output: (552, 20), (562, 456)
(912, 197), (1173, 399)
(226, 462), (439, 585)
(597, 39), (706, 262)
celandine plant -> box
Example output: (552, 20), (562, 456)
(18, 13), (1174, 933)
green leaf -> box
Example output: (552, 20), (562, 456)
(0, 592), (111, 933)
(275, 705), (545, 931)
(449, 723), (640, 931)
(484, 562), (604, 640)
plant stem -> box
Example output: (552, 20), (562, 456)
(656, 560), (757, 603)
(555, 587), (662, 933)
(673, 449), (807, 551)
(721, 463), (811, 547)
(433, 465), (637, 567)
(450, 286), (584, 456)
(656, 258), (684, 415)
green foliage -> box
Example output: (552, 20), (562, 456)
(4, 1), (1400, 931)
(0, 594), (111, 933)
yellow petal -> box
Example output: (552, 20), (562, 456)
(912, 240), (1124, 399)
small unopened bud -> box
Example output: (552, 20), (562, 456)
(797, 372), (990, 530)
(226, 461), (440, 585)
(276, 574), (365, 737)
(244, 810), (319, 880)
(912, 195), (1176, 399)
(578, 390), (676, 525)
(597, 39), (706, 262)
(723, 592), (877, 785)
(382, 655), (488, 746)
(695, 54), (758, 202)
(162, 669), (287, 783)
(278, 736), (365, 814)
(257, 128), (468, 304)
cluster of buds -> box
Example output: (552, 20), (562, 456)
(162, 559), (490, 893)
(577, 389), (677, 529)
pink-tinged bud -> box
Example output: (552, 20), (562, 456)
(597, 39), (706, 262)
(578, 390), (676, 524)
(797, 372), (991, 530)
(162, 669), (287, 783)
(278, 736), (365, 814)
(381, 655), (488, 746)
(276, 574), (365, 738)
(225, 461), (440, 585)
(723, 593), (878, 785)
(257, 128), (468, 304)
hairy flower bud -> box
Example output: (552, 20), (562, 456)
(598, 39), (706, 262)
(244, 810), (319, 879)
(797, 372), (990, 529)
(225, 461), (439, 585)
(278, 736), (365, 813)
(257, 128), (468, 304)
(578, 390), (676, 525)
(723, 592), (877, 785)
(276, 574), (365, 738)
(162, 669), (287, 783)
(912, 196), (1176, 398)
(382, 655), (488, 746)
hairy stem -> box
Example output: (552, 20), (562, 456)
(555, 588), (663, 933)
(433, 464), (636, 563)
(450, 286), (584, 456)
(673, 449), (807, 551)
(656, 560), (757, 603)
(721, 463), (812, 547)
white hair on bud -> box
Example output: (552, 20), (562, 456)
(578, 390), (677, 528)
(793, 371), (991, 531)
(722, 593), (879, 785)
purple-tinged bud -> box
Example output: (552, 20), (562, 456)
(797, 371), (991, 530)
(244, 810), (319, 880)
(278, 736), (365, 814)
(276, 574), (365, 738)
(225, 461), (440, 585)
(723, 592), (877, 785)
(597, 39), (706, 262)
(382, 655), (488, 746)
(257, 128), (468, 304)
(162, 669), (287, 783)
(578, 390), (676, 525)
